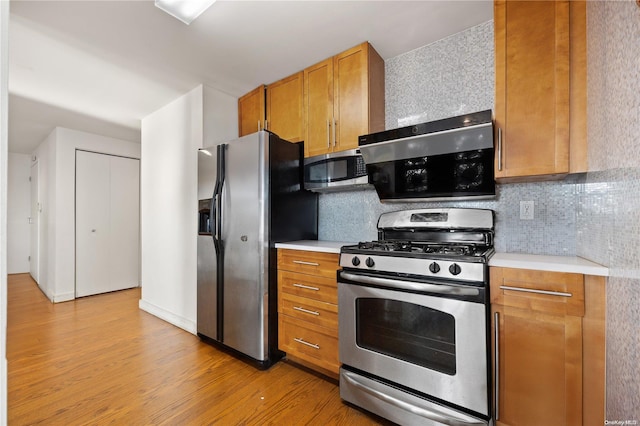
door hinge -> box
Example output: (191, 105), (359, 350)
(28, 217), (33, 224)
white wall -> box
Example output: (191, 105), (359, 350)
(32, 131), (55, 299)
(139, 84), (236, 333)
(1, 0), (9, 420)
(33, 127), (141, 302)
(7, 153), (30, 273)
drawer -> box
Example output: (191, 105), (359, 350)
(277, 249), (340, 278)
(278, 270), (337, 304)
(278, 315), (339, 374)
(279, 292), (338, 330)
(490, 267), (585, 317)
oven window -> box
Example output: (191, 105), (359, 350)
(355, 298), (456, 375)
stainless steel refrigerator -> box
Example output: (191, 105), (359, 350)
(197, 131), (318, 368)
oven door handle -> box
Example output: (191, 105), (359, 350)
(339, 271), (480, 297)
(342, 371), (486, 426)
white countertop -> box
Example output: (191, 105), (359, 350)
(275, 240), (356, 254)
(489, 253), (609, 276)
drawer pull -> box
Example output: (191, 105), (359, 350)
(500, 285), (572, 298)
(292, 283), (320, 291)
(294, 338), (320, 349)
(292, 260), (320, 266)
(293, 306), (320, 316)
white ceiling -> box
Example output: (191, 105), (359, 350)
(8, 0), (493, 154)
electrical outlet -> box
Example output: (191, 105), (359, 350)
(520, 201), (534, 220)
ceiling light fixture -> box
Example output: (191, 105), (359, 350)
(154, 0), (216, 25)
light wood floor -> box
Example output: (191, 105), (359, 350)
(7, 273), (388, 425)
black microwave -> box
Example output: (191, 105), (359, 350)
(303, 149), (371, 192)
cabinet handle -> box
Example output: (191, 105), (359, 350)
(292, 260), (319, 266)
(497, 127), (503, 171)
(258, 120), (261, 132)
(333, 118), (337, 147)
(293, 306), (320, 316)
(499, 285), (572, 298)
(494, 312), (500, 421)
(294, 337), (320, 350)
(293, 283), (320, 291)
(264, 119), (268, 131)
(327, 120), (331, 148)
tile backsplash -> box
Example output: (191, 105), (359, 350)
(319, 179), (581, 256)
(319, 19), (582, 256)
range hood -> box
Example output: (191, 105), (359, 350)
(358, 110), (495, 202)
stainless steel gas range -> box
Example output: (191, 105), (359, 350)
(338, 208), (494, 426)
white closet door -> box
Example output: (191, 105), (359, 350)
(108, 155), (140, 292)
(76, 151), (140, 297)
(76, 151), (111, 297)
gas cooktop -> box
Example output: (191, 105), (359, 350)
(339, 208), (495, 283)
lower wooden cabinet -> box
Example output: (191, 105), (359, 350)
(490, 267), (605, 426)
(277, 249), (340, 378)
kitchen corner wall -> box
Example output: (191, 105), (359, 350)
(318, 20), (583, 257)
(140, 84), (237, 334)
(580, 1), (640, 420)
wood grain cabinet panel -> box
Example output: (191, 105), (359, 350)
(277, 249), (340, 378)
(494, 0), (571, 180)
(277, 249), (340, 279)
(279, 270), (338, 304)
(266, 72), (304, 142)
(490, 267), (605, 426)
(278, 315), (340, 374)
(304, 42), (384, 157)
(238, 85), (265, 137)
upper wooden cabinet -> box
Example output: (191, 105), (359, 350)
(494, 0), (586, 181)
(266, 72), (304, 143)
(238, 85), (266, 137)
(304, 42), (385, 157)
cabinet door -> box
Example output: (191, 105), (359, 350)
(238, 85), (265, 137)
(266, 72), (303, 142)
(333, 43), (369, 152)
(333, 42), (385, 152)
(492, 304), (582, 426)
(304, 58), (333, 157)
(494, 0), (570, 180)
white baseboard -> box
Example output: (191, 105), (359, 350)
(53, 292), (75, 303)
(138, 299), (197, 335)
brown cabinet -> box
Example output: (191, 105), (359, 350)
(304, 42), (385, 157)
(494, 0), (588, 181)
(490, 267), (605, 426)
(238, 85), (265, 137)
(266, 72), (304, 143)
(277, 249), (340, 378)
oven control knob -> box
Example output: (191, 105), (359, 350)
(429, 262), (440, 274)
(449, 263), (462, 276)
(351, 256), (361, 266)
(365, 257), (375, 268)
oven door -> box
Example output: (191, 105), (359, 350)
(338, 271), (489, 417)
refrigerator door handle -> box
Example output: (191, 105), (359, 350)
(214, 143), (227, 342)
(214, 144), (226, 245)
(218, 144), (226, 242)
